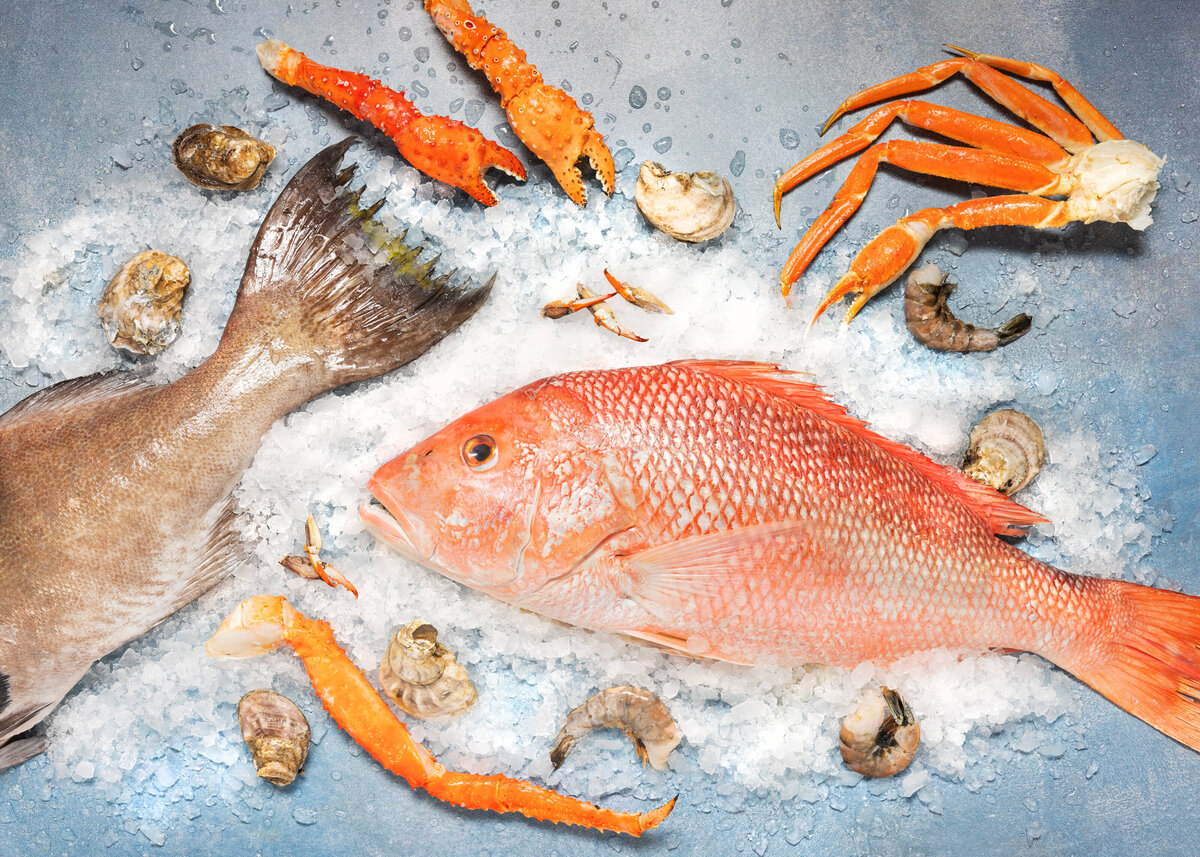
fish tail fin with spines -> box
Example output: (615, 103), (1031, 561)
(1063, 580), (1200, 750)
(219, 138), (491, 392)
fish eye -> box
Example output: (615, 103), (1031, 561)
(461, 434), (498, 472)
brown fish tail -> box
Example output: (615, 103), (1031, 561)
(1062, 579), (1200, 750)
(219, 137), (491, 392)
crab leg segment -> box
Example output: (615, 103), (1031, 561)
(812, 195), (1072, 324)
(945, 45), (1124, 143)
(257, 40), (525, 206)
(821, 56), (1095, 155)
(207, 596), (675, 836)
(779, 141), (1069, 298)
(774, 100), (1070, 225)
(424, 0), (615, 206)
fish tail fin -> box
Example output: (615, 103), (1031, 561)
(1065, 579), (1200, 750)
(220, 137), (490, 391)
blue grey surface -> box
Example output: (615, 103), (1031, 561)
(1, 0), (1199, 855)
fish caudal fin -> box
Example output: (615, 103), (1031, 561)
(221, 138), (491, 392)
(1066, 580), (1200, 750)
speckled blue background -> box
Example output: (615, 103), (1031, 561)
(1, 0), (1198, 854)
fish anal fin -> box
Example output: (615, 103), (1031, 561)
(621, 520), (817, 614)
(668, 360), (1046, 537)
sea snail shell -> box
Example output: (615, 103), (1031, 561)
(237, 689), (310, 786)
(379, 621), (478, 719)
(634, 160), (736, 243)
(173, 123), (275, 191)
(962, 409), (1047, 495)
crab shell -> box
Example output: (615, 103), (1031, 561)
(237, 689), (310, 787)
(379, 621), (478, 720)
(961, 409), (1047, 495)
(634, 160), (736, 243)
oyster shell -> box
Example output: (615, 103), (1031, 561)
(173, 123), (275, 191)
(379, 621), (477, 719)
(96, 249), (191, 355)
(238, 689), (310, 786)
(634, 160), (736, 242)
(962, 409), (1047, 495)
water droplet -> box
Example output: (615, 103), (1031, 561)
(729, 150), (746, 177)
(263, 92), (289, 112)
(581, 93), (593, 106)
(378, 52), (389, 63)
(410, 81), (430, 98)
(415, 46), (430, 63)
(629, 85), (647, 109)
(169, 78), (188, 95)
(464, 99), (485, 125)
(378, 9), (388, 19)
(492, 124), (519, 148)
(642, 122), (652, 133)
(398, 27), (412, 42)
(448, 97), (464, 114)
(131, 58), (144, 71)
(323, 34), (335, 48)
(730, 38), (742, 49)
(209, 0), (227, 12)
(254, 27), (271, 40)
(779, 128), (800, 149)
(720, 0), (732, 7)
(653, 136), (672, 154)
(657, 87), (671, 101)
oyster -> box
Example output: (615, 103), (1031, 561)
(96, 250), (191, 356)
(237, 689), (310, 786)
(634, 160), (736, 242)
(173, 123), (276, 191)
(379, 621), (477, 719)
(962, 409), (1047, 495)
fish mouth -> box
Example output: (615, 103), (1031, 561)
(360, 479), (437, 563)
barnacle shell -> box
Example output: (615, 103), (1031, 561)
(173, 123), (275, 191)
(634, 160), (736, 242)
(962, 409), (1047, 495)
(839, 687), (920, 779)
(238, 689), (310, 786)
(96, 250), (191, 355)
(379, 621), (477, 719)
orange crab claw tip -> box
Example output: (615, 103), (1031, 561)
(943, 43), (975, 58)
(639, 795), (678, 832)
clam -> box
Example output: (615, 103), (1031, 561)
(962, 409), (1047, 495)
(96, 250), (191, 356)
(173, 123), (275, 191)
(379, 621), (477, 719)
(237, 689), (310, 786)
(634, 160), (736, 242)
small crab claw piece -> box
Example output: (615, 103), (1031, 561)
(578, 283), (648, 342)
(257, 39), (525, 206)
(425, 0), (615, 205)
(603, 269), (674, 315)
(207, 596), (676, 836)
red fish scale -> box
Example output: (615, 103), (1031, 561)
(526, 363), (1104, 667)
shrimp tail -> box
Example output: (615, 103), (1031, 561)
(257, 39), (525, 206)
(207, 597), (675, 836)
(1057, 580), (1200, 751)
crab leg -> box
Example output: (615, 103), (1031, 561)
(821, 54), (1096, 155)
(812, 195), (1072, 324)
(424, 0), (615, 206)
(779, 141), (1069, 298)
(945, 45), (1124, 143)
(257, 40), (525, 206)
(773, 100), (1070, 225)
(207, 596), (674, 835)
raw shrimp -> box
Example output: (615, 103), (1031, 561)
(839, 687), (920, 778)
(904, 262), (1031, 351)
(550, 686), (681, 772)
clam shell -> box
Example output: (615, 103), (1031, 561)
(962, 409), (1047, 495)
(379, 621), (477, 720)
(634, 160), (736, 242)
(237, 689), (310, 786)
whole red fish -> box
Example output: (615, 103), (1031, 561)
(361, 360), (1200, 750)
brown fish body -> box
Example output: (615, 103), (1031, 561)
(0, 140), (489, 769)
(364, 360), (1200, 752)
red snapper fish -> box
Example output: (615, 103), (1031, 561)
(362, 360), (1200, 751)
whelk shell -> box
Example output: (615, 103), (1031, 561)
(634, 160), (736, 243)
(173, 123), (276, 191)
(237, 689), (310, 786)
(96, 249), (191, 356)
(379, 621), (477, 719)
(962, 409), (1047, 495)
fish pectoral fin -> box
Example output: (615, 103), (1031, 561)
(620, 520), (816, 613)
(619, 628), (694, 657)
(168, 495), (252, 616)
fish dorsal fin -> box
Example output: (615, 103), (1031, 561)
(0, 371), (155, 428)
(669, 360), (1046, 536)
